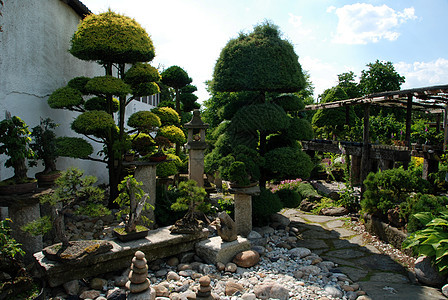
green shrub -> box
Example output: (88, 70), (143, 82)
(273, 93), (305, 112)
(71, 110), (116, 138)
(156, 153), (182, 178)
(252, 188), (283, 226)
(157, 125), (185, 145)
(85, 75), (132, 97)
(84, 96), (119, 112)
(228, 161), (249, 186)
(67, 76), (90, 94)
(152, 107), (180, 125)
(154, 185), (184, 226)
(264, 147), (313, 180)
(124, 63), (161, 86)
(55, 137), (93, 158)
(403, 211), (448, 274)
(276, 189), (302, 208)
(400, 193), (448, 232)
(361, 168), (431, 217)
(48, 86), (84, 109)
(1, 219), (25, 259)
(285, 117), (313, 141)
(231, 103), (289, 132)
(128, 111), (161, 132)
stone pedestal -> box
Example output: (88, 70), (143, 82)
(230, 185), (260, 237)
(127, 161), (160, 229)
(0, 189), (50, 264)
(188, 149), (205, 187)
(195, 236), (250, 265)
(422, 157), (439, 180)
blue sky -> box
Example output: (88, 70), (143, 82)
(81, 0), (448, 103)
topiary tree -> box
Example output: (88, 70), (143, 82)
(210, 21), (312, 187)
(161, 66), (192, 115)
(47, 11), (160, 205)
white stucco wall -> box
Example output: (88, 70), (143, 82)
(0, 0), (107, 182)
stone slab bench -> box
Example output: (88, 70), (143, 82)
(34, 227), (209, 287)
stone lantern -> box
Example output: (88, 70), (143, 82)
(184, 109), (209, 187)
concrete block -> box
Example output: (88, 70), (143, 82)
(195, 236), (250, 265)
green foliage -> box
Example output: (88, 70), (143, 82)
(264, 147), (313, 180)
(156, 153), (182, 178)
(231, 103), (289, 132)
(401, 193), (448, 232)
(370, 113), (404, 144)
(361, 168), (431, 217)
(152, 107), (180, 126)
(76, 203), (111, 217)
(70, 10), (155, 63)
(227, 161), (250, 186)
(71, 110), (116, 138)
(411, 118), (443, 145)
(0, 116), (35, 180)
(274, 93), (305, 111)
(276, 189), (302, 208)
(154, 185), (184, 226)
(48, 86), (84, 109)
(132, 82), (160, 97)
(55, 137), (93, 158)
(161, 66), (192, 89)
(157, 125), (186, 144)
(68, 76), (90, 94)
(403, 211), (448, 274)
(285, 117), (313, 141)
(114, 175), (153, 228)
(171, 180), (210, 213)
(84, 97), (119, 112)
(360, 60), (405, 95)
(252, 188), (283, 226)
(212, 21), (305, 92)
(30, 118), (58, 172)
(21, 216), (52, 237)
(85, 76), (132, 97)
(0, 219), (25, 259)
(124, 62), (161, 86)
(131, 133), (156, 156)
(127, 111), (161, 132)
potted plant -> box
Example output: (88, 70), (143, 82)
(149, 136), (170, 162)
(0, 114), (37, 194)
(29, 118), (61, 187)
(170, 180), (210, 234)
(113, 175), (153, 241)
(22, 168), (112, 261)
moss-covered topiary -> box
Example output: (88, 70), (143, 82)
(274, 93), (305, 111)
(67, 76), (91, 94)
(84, 97), (119, 112)
(212, 22), (305, 93)
(231, 103), (289, 132)
(285, 117), (313, 141)
(152, 107), (180, 126)
(252, 188), (283, 226)
(161, 66), (192, 89)
(264, 147), (313, 179)
(228, 161), (250, 186)
(124, 63), (161, 86)
(127, 111), (161, 132)
(48, 87), (84, 109)
(157, 125), (185, 145)
(131, 82), (160, 97)
(71, 110), (117, 138)
(156, 153), (182, 178)
(85, 76), (132, 97)
(70, 10), (155, 64)
(55, 137), (93, 158)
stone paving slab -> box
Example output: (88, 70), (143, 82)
(284, 210), (446, 299)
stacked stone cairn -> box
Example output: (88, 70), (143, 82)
(126, 250), (153, 299)
(196, 275), (213, 300)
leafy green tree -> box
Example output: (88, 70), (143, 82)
(47, 11), (159, 204)
(161, 66), (192, 114)
(209, 21), (312, 187)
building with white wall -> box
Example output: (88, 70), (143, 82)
(0, 0), (159, 183)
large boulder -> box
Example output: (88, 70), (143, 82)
(233, 250), (260, 268)
(414, 256), (447, 287)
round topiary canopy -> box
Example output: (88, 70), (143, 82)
(212, 22), (305, 93)
(70, 10), (155, 64)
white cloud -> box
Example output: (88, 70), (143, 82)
(300, 56), (339, 97)
(395, 58), (448, 89)
(288, 13), (312, 37)
(330, 3), (416, 45)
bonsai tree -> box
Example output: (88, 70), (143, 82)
(114, 175), (153, 233)
(161, 66), (192, 115)
(47, 10), (159, 205)
(22, 168), (110, 248)
(29, 118), (59, 175)
(210, 21), (312, 187)
(170, 180), (210, 233)
(0, 114), (35, 183)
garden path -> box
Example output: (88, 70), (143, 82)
(281, 209), (445, 300)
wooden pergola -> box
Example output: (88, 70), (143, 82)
(303, 84), (448, 192)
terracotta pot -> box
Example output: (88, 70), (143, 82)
(0, 180), (37, 195)
(149, 155), (167, 162)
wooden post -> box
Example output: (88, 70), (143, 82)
(360, 104), (370, 197)
(403, 94), (413, 170)
(444, 104), (448, 151)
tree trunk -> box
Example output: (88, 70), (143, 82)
(51, 206), (69, 248)
(14, 160), (28, 180)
